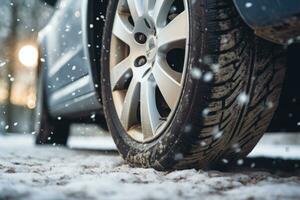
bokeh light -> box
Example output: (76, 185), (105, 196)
(18, 45), (39, 68)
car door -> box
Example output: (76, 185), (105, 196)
(39, 0), (101, 118)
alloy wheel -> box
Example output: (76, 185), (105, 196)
(109, 0), (189, 142)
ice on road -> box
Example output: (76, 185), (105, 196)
(0, 134), (300, 200)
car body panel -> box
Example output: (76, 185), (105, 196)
(233, 0), (300, 44)
(38, 0), (102, 117)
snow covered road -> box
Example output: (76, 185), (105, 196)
(0, 134), (300, 200)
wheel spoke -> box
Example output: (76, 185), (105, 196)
(152, 0), (174, 26)
(140, 76), (160, 139)
(111, 0), (189, 142)
(120, 78), (140, 130)
(113, 13), (134, 47)
(111, 57), (132, 90)
(145, 0), (156, 13)
(152, 58), (182, 109)
(127, 0), (147, 22)
(157, 10), (188, 51)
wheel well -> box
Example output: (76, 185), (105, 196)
(85, 0), (109, 101)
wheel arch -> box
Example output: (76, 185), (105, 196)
(82, 0), (109, 100)
(233, 0), (300, 44)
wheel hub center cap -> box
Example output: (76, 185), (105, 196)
(146, 36), (157, 61)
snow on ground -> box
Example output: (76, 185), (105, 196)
(0, 133), (300, 200)
(68, 133), (300, 160)
(250, 133), (300, 159)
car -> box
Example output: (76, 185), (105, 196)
(36, 0), (300, 170)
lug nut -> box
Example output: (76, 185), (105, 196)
(135, 56), (147, 67)
(134, 32), (147, 44)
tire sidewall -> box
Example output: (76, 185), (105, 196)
(101, 0), (214, 169)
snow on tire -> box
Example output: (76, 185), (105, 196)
(101, 0), (286, 170)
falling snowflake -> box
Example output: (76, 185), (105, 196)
(222, 159), (229, 164)
(90, 114), (96, 119)
(190, 68), (202, 79)
(203, 72), (213, 82)
(237, 92), (249, 105)
(200, 141), (207, 147)
(124, 72), (132, 79)
(74, 11), (81, 18)
(237, 159), (244, 165)
(202, 108), (210, 117)
(245, 2), (253, 8)
(0, 61), (7, 67)
(287, 38), (294, 45)
(212, 126), (223, 140)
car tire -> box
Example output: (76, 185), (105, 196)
(35, 68), (70, 146)
(101, 0), (286, 170)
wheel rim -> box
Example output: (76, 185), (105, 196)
(109, 0), (189, 142)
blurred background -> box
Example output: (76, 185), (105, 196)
(0, 0), (53, 134)
(0, 0), (299, 136)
